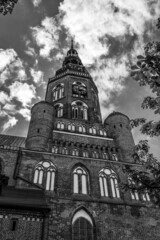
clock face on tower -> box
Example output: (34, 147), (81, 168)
(72, 82), (87, 98)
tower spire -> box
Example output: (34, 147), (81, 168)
(71, 38), (74, 49)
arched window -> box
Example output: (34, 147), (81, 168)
(128, 177), (139, 201)
(57, 122), (65, 130)
(73, 167), (89, 194)
(33, 161), (56, 191)
(142, 191), (150, 202)
(89, 128), (92, 134)
(83, 151), (89, 158)
(61, 147), (68, 155)
(128, 177), (150, 202)
(72, 149), (79, 156)
(78, 125), (86, 133)
(52, 84), (64, 101)
(72, 82), (87, 98)
(72, 209), (93, 240)
(100, 129), (107, 136)
(92, 151), (99, 159)
(52, 146), (58, 154)
(55, 103), (63, 118)
(68, 123), (75, 131)
(72, 101), (88, 120)
(89, 127), (96, 135)
(99, 168), (120, 198)
(112, 154), (118, 161)
(102, 152), (109, 160)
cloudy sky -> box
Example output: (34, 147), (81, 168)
(0, 0), (160, 157)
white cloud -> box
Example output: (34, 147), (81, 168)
(30, 68), (44, 85)
(0, 92), (10, 105)
(33, 0), (42, 7)
(31, 17), (59, 60)
(3, 104), (16, 114)
(28, 0), (160, 121)
(9, 81), (36, 107)
(18, 108), (31, 121)
(0, 108), (8, 118)
(24, 39), (37, 57)
(0, 49), (27, 84)
(58, 0), (160, 113)
(2, 116), (18, 133)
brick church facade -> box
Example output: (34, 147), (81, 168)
(0, 43), (160, 240)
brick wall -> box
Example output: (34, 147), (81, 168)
(0, 209), (43, 240)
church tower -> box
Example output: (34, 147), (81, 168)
(0, 41), (159, 240)
(45, 40), (102, 123)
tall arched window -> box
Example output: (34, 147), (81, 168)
(83, 150), (89, 158)
(128, 177), (139, 201)
(61, 147), (68, 155)
(72, 209), (94, 240)
(142, 191), (150, 202)
(102, 152), (109, 160)
(33, 161), (56, 191)
(100, 129), (107, 136)
(99, 168), (120, 198)
(52, 83), (64, 101)
(73, 167), (89, 194)
(78, 125), (86, 133)
(72, 101), (88, 120)
(112, 154), (118, 161)
(68, 123), (75, 131)
(55, 103), (63, 118)
(92, 151), (99, 159)
(72, 82), (87, 98)
(57, 122), (65, 130)
(52, 146), (58, 153)
(72, 149), (79, 156)
(89, 127), (96, 135)
(128, 177), (150, 202)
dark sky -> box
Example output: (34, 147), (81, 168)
(0, 0), (160, 158)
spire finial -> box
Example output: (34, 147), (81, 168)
(71, 38), (74, 49)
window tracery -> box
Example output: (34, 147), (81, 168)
(72, 82), (87, 98)
(72, 149), (79, 156)
(83, 150), (89, 158)
(72, 210), (93, 240)
(57, 122), (65, 130)
(61, 147), (68, 155)
(52, 146), (58, 154)
(52, 83), (64, 101)
(55, 103), (63, 118)
(99, 168), (120, 198)
(102, 152), (109, 160)
(128, 177), (150, 202)
(100, 129), (107, 136)
(89, 127), (96, 135)
(73, 167), (89, 194)
(78, 125), (86, 133)
(72, 101), (88, 120)
(33, 161), (56, 191)
(68, 123), (75, 131)
(92, 151), (99, 159)
(112, 153), (118, 161)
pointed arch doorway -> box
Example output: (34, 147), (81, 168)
(72, 209), (95, 240)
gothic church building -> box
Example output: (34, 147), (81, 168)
(0, 43), (160, 240)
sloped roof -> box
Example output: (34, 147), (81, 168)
(0, 134), (26, 149)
